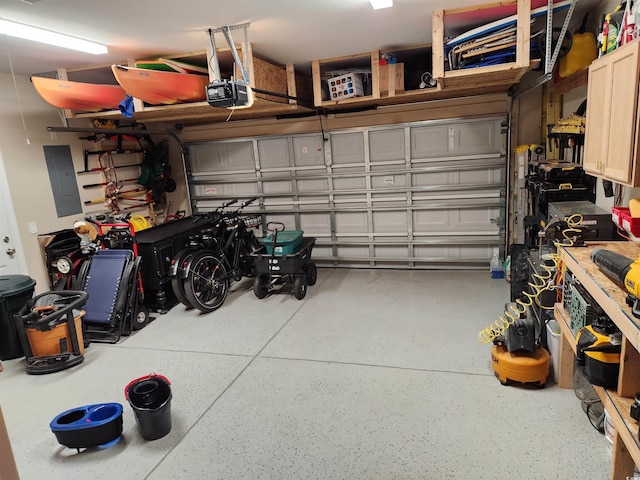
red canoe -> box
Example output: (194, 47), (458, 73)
(111, 65), (209, 105)
(31, 76), (126, 112)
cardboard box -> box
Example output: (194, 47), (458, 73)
(327, 72), (364, 100)
(379, 62), (404, 96)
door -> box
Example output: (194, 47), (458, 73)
(0, 152), (27, 275)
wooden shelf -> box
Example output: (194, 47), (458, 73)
(556, 241), (640, 479)
(432, 0), (532, 90)
(58, 45), (314, 125)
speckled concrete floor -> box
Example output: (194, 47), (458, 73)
(0, 269), (611, 479)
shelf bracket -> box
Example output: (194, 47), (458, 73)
(544, 0), (577, 75)
(206, 23), (251, 84)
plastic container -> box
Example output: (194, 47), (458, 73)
(546, 319), (562, 383)
(50, 403), (123, 449)
(0, 275), (36, 360)
(490, 253), (504, 279)
(124, 374), (172, 440)
(263, 230), (304, 255)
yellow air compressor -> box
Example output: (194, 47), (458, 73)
(491, 344), (550, 388)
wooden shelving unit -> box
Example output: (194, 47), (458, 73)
(432, 0), (533, 90)
(55, 45), (314, 125)
(556, 241), (640, 479)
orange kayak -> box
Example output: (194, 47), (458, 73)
(111, 65), (209, 105)
(31, 76), (126, 112)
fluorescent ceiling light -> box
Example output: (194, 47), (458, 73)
(0, 19), (108, 54)
(370, 0), (393, 9)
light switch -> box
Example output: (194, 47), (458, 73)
(28, 221), (37, 234)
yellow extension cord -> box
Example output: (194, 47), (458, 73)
(477, 214), (584, 344)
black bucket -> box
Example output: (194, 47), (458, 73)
(124, 374), (172, 440)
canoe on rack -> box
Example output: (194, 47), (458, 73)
(31, 76), (126, 112)
(111, 65), (209, 105)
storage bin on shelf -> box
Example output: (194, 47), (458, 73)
(612, 206), (640, 240)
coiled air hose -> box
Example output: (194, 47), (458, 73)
(477, 214), (583, 344)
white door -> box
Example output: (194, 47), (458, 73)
(0, 152), (27, 275)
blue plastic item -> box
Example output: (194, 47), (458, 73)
(50, 403), (123, 449)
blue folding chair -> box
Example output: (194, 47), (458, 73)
(80, 249), (143, 343)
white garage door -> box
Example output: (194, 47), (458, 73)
(187, 116), (506, 269)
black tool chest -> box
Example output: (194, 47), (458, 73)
(526, 161), (596, 216)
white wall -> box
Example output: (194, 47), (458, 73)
(0, 72), (87, 292)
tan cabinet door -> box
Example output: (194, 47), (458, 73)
(604, 42), (640, 184)
(583, 56), (610, 176)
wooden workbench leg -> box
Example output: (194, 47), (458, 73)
(611, 430), (635, 480)
(558, 329), (575, 389)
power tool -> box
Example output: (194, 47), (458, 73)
(575, 317), (621, 388)
(590, 248), (640, 318)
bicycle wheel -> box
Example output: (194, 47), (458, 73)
(170, 249), (195, 309)
(184, 251), (229, 313)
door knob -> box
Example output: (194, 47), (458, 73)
(6, 248), (15, 255)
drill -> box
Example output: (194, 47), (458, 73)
(590, 248), (640, 318)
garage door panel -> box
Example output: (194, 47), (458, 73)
(455, 120), (500, 155)
(372, 174), (406, 188)
(263, 181), (293, 194)
(335, 211), (368, 234)
(258, 138), (290, 168)
(299, 213), (331, 235)
(331, 133), (365, 164)
(373, 210), (407, 233)
(264, 213), (296, 229)
(413, 210), (449, 230)
(457, 207), (500, 229)
(189, 142), (254, 174)
(296, 178), (328, 191)
(292, 135), (324, 167)
(412, 172), (448, 186)
(458, 167), (503, 184)
(369, 129), (405, 162)
(337, 245), (369, 258)
(334, 176), (365, 190)
(410, 126), (449, 158)
(374, 245), (408, 259)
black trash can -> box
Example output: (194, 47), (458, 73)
(0, 275), (36, 360)
(124, 374), (172, 440)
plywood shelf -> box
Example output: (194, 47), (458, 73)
(53, 45), (314, 125)
(432, 0), (533, 90)
(556, 241), (640, 479)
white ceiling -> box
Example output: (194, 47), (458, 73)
(0, 0), (598, 78)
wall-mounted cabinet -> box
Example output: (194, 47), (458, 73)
(583, 38), (640, 186)
(432, 0), (532, 91)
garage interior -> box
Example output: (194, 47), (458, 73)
(0, 0), (636, 478)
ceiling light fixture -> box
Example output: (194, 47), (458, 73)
(369, 0), (393, 9)
(0, 19), (108, 54)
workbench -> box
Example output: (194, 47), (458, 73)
(556, 241), (640, 479)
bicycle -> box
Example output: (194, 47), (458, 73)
(169, 199), (239, 309)
(174, 198), (262, 313)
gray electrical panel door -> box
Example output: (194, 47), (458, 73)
(187, 117), (506, 269)
(44, 145), (82, 218)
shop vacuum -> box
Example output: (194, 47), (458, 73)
(14, 291), (88, 374)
